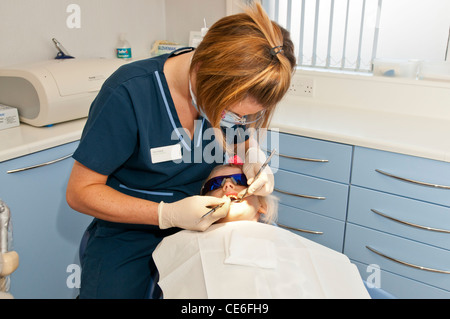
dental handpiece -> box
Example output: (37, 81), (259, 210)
(200, 148), (276, 219)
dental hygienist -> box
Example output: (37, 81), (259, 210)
(66, 3), (296, 299)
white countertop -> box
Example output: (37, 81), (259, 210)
(1, 101), (450, 163)
(270, 98), (450, 163)
(0, 118), (87, 162)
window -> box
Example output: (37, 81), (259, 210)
(263, 0), (450, 73)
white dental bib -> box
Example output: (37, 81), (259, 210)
(153, 221), (370, 299)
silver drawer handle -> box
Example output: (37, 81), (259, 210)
(277, 222), (323, 235)
(371, 209), (450, 234)
(278, 152), (329, 163)
(274, 188), (326, 200)
(366, 246), (450, 274)
(262, 149), (328, 163)
(7, 154), (73, 174)
(375, 169), (450, 190)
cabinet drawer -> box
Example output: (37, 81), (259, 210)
(353, 261), (450, 299)
(265, 131), (352, 183)
(1, 141), (78, 172)
(352, 147), (450, 207)
(274, 169), (348, 220)
(277, 204), (345, 252)
(348, 186), (450, 250)
(344, 224), (450, 292)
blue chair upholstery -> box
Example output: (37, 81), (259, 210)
(364, 281), (396, 299)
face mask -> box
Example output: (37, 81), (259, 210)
(189, 77), (211, 122)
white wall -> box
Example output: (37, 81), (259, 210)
(164, 0), (226, 45)
(287, 69), (450, 121)
(0, 0), (166, 67)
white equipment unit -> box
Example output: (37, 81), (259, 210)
(0, 58), (127, 127)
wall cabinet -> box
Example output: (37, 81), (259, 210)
(270, 131), (450, 298)
(0, 142), (92, 298)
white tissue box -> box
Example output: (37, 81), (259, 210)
(157, 44), (184, 55)
(0, 104), (19, 130)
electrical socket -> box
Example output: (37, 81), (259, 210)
(288, 76), (315, 97)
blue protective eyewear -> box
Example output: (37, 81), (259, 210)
(200, 173), (248, 195)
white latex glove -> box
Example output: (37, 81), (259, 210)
(241, 147), (275, 197)
(158, 195), (231, 231)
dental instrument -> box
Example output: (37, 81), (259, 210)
(201, 202), (225, 219)
(235, 148), (276, 203)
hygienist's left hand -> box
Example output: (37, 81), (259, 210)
(241, 147), (274, 197)
(158, 195), (231, 231)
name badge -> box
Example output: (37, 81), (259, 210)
(150, 144), (182, 164)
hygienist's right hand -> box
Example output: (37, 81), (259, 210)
(158, 195), (231, 231)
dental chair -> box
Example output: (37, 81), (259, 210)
(364, 282), (396, 299)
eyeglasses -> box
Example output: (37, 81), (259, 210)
(200, 173), (248, 195)
(220, 110), (266, 128)
(220, 110), (266, 144)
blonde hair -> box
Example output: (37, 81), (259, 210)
(258, 193), (278, 225)
(202, 164), (278, 225)
(190, 2), (296, 130)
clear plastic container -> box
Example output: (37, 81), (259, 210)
(116, 33), (132, 60)
(419, 61), (450, 81)
(372, 58), (421, 79)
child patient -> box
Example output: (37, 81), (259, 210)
(199, 163), (277, 224)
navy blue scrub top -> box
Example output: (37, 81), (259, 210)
(73, 48), (220, 221)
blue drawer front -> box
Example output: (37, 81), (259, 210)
(344, 224), (450, 292)
(274, 169), (349, 220)
(348, 186), (450, 250)
(352, 147), (450, 207)
(265, 131), (353, 183)
(277, 204), (345, 252)
(353, 261), (450, 299)
(1, 141), (78, 169)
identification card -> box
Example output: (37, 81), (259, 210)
(150, 144), (182, 164)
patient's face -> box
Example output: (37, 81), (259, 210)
(205, 166), (265, 223)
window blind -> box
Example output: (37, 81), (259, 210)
(263, 0), (383, 72)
